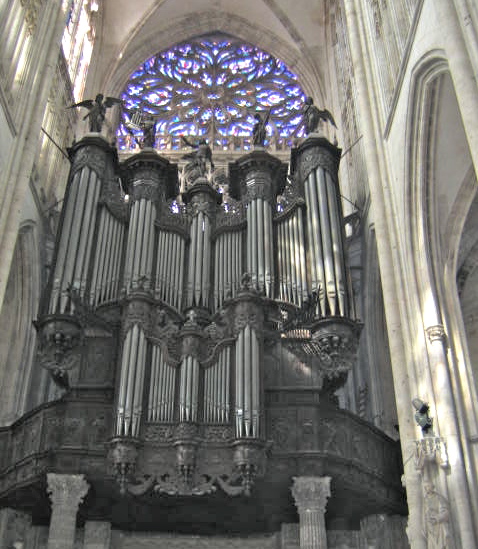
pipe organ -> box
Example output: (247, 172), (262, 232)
(37, 133), (360, 495)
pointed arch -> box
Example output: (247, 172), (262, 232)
(0, 221), (41, 424)
(103, 10), (324, 104)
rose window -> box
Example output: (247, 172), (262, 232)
(117, 34), (307, 150)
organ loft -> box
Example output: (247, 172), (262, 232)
(0, 112), (408, 547)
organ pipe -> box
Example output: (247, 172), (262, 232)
(317, 168), (337, 316)
(235, 325), (260, 438)
(50, 166), (103, 313)
(326, 170), (347, 316)
(116, 324), (148, 437)
(148, 345), (176, 422)
(179, 355), (200, 422)
(306, 171), (326, 315)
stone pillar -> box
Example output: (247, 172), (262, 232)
(291, 476), (331, 549)
(47, 473), (89, 549)
(84, 521), (111, 549)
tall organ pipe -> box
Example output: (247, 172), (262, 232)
(116, 324), (148, 437)
(294, 137), (350, 319)
(317, 168), (337, 316)
(50, 167), (103, 313)
(326, 171), (347, 316)
(235, 324), (260, 438)
(179, 355), (200, 422)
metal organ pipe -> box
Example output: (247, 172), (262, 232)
(51, 167), (104, 313)
(307, 171), (326, 316)
(75, 170), (100, 296)
(316, 168), (337, 316)
(90, 206), (106, 305)
(103, 213), (116, 301)
(187, 214), (198, 306)
(124, 324), (140, 436)
(49, 172), (79, 312)
(235, 325), (260, 438)
(132, 328), (147, 436)
(117, 324), (148, 437)
(257, 198), (265, 292)
(179, 356), (200, 422)
(325, 171), (347, 316)
(60, 168), (90, 308)
(196, 213), (205, 305)
(235, 329), (244, 437)
(148, 344), (176, 422)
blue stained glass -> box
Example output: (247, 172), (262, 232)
(117, 34), (307, 140)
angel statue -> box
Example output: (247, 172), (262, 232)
(301, 96), (337, 135)
(181, 136), (215, 176)
(252, 108), (271, 147)
(68, 93), (122, 133)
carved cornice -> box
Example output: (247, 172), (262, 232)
(228, 150), (288, 201)
(290, 137), (341, 184)
(47, 473), (89, 510)
(182, 179), (222, 209)
(121, 151), (178, 199)
(68, 136), (118, 178)
(291, 476), (331, 513)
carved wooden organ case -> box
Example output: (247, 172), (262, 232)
(36, 134), (363, 499)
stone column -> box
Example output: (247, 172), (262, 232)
(47, 473), (89, 549)
(84, 521), (111, 549)
(291, 476), (331, 549)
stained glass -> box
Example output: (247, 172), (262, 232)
(118, 34), (307, 149)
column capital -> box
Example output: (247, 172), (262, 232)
(47, 473), (89, 511)
(291, 476), (331, 513)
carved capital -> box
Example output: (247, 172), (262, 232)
(291, 476), (331, 513)
(46, 473), (89, 512)
(425, 324), (447, 345)
(244, 172), (274, 203)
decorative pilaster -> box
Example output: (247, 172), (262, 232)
(291, 476), (331, 549)
(46, 473), (89, 549)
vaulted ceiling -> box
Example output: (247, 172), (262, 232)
(89, 0), (329, 104)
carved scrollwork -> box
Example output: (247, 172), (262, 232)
(71, 146), (107, 178)
(122, 298), (152, 336)
(129, 179), (162, 203)
(295, 147), (339, 184)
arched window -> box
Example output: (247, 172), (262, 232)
(62, 0), (98, 101)
(117, 34), (307, 151)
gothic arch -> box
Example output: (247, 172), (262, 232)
(0, 221), (41, 424)
(103, 10), (325, 105)
(405, 50), (478, 482)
